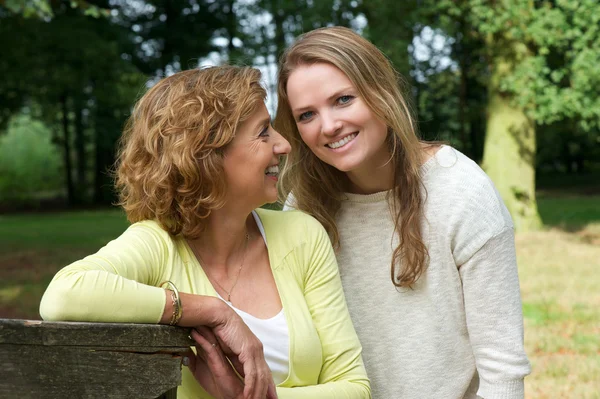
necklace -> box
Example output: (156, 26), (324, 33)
(191, 231), (250, 303)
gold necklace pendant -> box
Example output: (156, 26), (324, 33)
(192, 232), (250, 303)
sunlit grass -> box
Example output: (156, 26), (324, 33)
(517, 222), (600, 398)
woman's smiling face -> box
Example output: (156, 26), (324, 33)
(286, 62), (390, 176)
(222, 102), (291, 209)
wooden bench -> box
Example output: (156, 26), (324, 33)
(0, 319), (193, 398)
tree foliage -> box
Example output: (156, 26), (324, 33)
(0, 114), (62, 202)
(1, 0), (598, 214)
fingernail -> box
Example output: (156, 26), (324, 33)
(182, 356), (190, 366)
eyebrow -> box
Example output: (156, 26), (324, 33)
(254, 116), (271, 130)
(291, 86), (355, 114)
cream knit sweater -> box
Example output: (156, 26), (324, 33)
(287, 146), (531, 398)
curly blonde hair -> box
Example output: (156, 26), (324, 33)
(275, 26), (429, 288)
(115, 66), (266, 238)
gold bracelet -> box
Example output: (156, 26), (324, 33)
(160, 280), (183, 326)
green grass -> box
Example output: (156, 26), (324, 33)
(0, 208), (129, 318)
(537, 195), (600, 229)
(518, 195), (600, 398)
(0, 209), (129, 253)
(0, 195), (599, 397)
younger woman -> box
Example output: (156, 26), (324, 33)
(276, 27), (531, 398)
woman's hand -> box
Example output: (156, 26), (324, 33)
(174, 294), (277, 399)
(187, 327), (244, 399)
(210, 307), (277, 399)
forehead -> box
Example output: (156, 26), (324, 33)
(233, 102), (269, 137)
(286, 63), (354, 106)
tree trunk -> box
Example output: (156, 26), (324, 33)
(482, 54), (541, 232)
(270, 0), (286, 60)
(93, 107), (118, 206)
(225, 0), (238, 63)
(60, 94), (76, 206)
(74, 94), (86, 202)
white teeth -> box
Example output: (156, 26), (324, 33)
(265, 165), (279, 175)
(327, 133), (357, 149)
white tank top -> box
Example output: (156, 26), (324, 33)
(215, 211), (290, 384)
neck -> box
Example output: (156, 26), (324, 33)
(345, 157), (395, 195)
(189, 209), (254, 273)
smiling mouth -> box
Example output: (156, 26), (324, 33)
(265, 164), (279, 177)
(326, 133), (357, 149)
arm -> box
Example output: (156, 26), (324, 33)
(459, 226), (531, 399)
(40, 222), (229, 326)
(40, 221), (275, 399)
(277, 218), (370, 398)
(40, 222), (172, 323)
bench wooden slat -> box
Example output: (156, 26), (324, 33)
(0, 319), (193, 399)
(0, 319), (192, 347)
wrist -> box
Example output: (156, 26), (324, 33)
(179, 293), (230, 328)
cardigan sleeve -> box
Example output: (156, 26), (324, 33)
(39, 221), (168, 324)
(276, 217), (371, 398)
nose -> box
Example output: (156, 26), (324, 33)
(272, 129), (291, 155)
(320, 110), (342, 137)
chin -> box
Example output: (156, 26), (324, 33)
(329, 160), (360, 173)
(263, 192), (278, 205)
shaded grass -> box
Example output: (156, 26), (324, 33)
(537, 195), (600, 230)
(0, 208), (129, 318)
(0, 209), (129, 253)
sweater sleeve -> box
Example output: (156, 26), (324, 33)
(277, 217), (371, 398)
(458, 226), (531, 399)
(39, 222), (168, 324)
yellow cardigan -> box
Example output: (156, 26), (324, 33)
(40, 208), (370, 398)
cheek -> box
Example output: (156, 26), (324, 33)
(366, 117), (388, 141)
(297, 125), (319, 148)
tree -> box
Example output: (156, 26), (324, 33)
(0, 3), (146, 205)
(411, 0), (600, 231)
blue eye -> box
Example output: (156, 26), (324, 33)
(337, 95), (354, 105)
(298, 111), (314, 122)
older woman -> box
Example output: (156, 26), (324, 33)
(39, 66), (370, 399)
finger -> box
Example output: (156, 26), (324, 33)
(215, 333), (234, 356)
(266, 379), (278, 399)
(242, 358), (256, 399)
(181, 349), (196, 373)
(229, 355), (245, 377)
(191, 329), (218, 358)
(255, 362), (270, 399)
(196, 325), (218, 343)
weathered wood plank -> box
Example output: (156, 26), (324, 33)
(0, 319), (194, 399)
(0, 344), (184, 398)
(0, 319), (192, 347)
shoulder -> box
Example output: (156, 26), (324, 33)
(111, 219), (177, 252)
(424, 146), (494, 193)
(423, 146), (512, 228)
(255, 208), (330, 262)
(422, 147), (515, 263)
(256, 207), (326, 237)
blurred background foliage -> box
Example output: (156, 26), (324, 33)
(1, 1), (599, 396)
(0, 0), (598, 227)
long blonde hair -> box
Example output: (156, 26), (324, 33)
(115, 66), (266, 238)
(275, 26), (429, 287)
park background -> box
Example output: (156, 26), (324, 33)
(0, 0), (598, 397)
